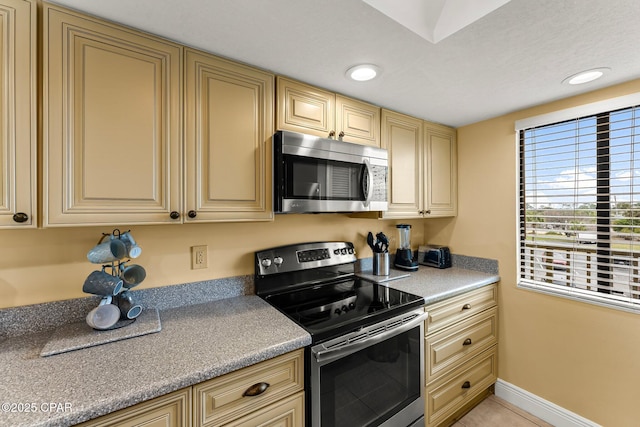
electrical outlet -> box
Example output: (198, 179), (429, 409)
(191, 245), (208, 269)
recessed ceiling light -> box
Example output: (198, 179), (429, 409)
(562, 67), (610, 85)
(346, 64), (380, 81)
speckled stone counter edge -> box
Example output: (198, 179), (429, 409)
(0, 275), (253, 340)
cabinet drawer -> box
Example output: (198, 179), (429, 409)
(426, 284), (497, 334)
(77, 388), (191, 427)
(193, 349), (304, 427)
(426, 307), (497, 383)
(223, 391), (305, 427)
(425, 347), (497, 427)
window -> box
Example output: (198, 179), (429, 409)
(517, 95), (640, 312)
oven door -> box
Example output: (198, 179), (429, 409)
(310, 309), (427, 427)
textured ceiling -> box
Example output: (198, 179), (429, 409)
(48, 0), (640, 128)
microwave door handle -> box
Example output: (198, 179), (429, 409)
(362, 159), (373, 207)
(312, 311), (428, 364)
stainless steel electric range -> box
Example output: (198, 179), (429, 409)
(255, 241), (427, 427)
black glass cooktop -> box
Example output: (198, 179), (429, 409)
(263, 278), (425, 343)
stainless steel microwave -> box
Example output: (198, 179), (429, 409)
(274, 130), (388, 213)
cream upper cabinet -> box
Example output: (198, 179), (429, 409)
(43, 3), (182, 226)
(0, 0), (36, 228)
(381, 109), (457, 218)
(277, 76), (380, 146)
(381, 109), (423, 218)
(424, 122), (457, 217)
(185, 49), (273, 222)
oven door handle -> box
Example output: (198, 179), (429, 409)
(312, 311), (428, 364)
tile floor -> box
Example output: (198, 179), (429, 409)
(453, 395), (554, 427)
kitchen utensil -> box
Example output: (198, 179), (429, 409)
(376, 232), (389, 252)
(86, 296), (120, 330)
(82, 270), (124, 296)
(367, 232), (376, 252)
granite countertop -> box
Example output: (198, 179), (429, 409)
(0, 261), (499, 427)
(359, 265), (500, 304)
(0, 295), (310, 427)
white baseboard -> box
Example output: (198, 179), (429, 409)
(494, 379), (601, 427)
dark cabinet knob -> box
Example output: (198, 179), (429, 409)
(328, 130), (336, 138)
(12, 212), (29, 223)
(188, 210), (197, 219)
(338, 131), (345, 140)
(461, 381), (471, 389)
(463, 338), (472, 346)
(462, 304), (471, 310)
(169, 211), (180, 220)
(242, 382), (270, 397)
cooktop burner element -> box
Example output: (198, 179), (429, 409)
(255, 241), (425, 343)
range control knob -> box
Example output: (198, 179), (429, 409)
(348, 302), (356, 309)
(340, 248), (347, 255)
(273, 256), (284, 266)
(334, 308), (342, 315)
(261, 258), (272, 268)
(334, 249), (340, 255)
(341, 305), (348, 312)
(348, 248), (355, 254)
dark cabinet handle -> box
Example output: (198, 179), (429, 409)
(463, 338), (472, 346)
(328, 130), (336, 138)
(461, 381), (471, 389)
(338, 131), (345, 140)
(242, 382), (270, 397)
(12, 212), (29, 223)
(462, 304), (471, 310)
(169, 211), (180, 220)
(425, 209), (431, 214)
(188, 210), (197, 219)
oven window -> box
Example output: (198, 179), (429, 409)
(319, 327), (421, 427)
(284, 155), (364, 200)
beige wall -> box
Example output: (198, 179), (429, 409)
(428, 78), (640, 426)
(0, 215), (423, 309)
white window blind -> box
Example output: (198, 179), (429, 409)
(518, 103), (640, 312)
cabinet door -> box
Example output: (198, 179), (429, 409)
(335, 95), (380, 147)
(0, 0), (36, 227)
(424, 123), (457, 217)
(380, 109), (423, 219)
(43, 4), (182, 226)
(276, 76), (335, 138)
(185, 49), (273, 222)
(77, 388), (191, 427)
(223, 392), (304, 427)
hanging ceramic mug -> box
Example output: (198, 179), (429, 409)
(121, 264), (146, 289)
(86, 296), (120, 330)
(115, 292), (143, 320)
(120, 232), (142, 259)
(82, 269), (124, 296)
(87, 234), (127, 264)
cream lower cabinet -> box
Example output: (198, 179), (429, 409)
(79, 349), (304, 427)
(424, 284), (498, 427)
(43, 2), (182, 226)
(276, 76), (380, 147)
(0, 0), (36, 228)
(381, 110), (457, 219)
(184, 48), (273, 222)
